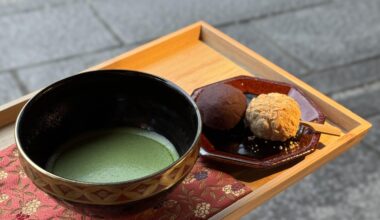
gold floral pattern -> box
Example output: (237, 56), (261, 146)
(182, 174), (196, 184)
(222, 183), (246, 197)
(12, 149), (19, 157)
(0, 194), (9, 203)
(222, 185), (232, 193)
(21, 199), (41, 215)
(0, 170), (8, 180)
(194, 202), (210, 218)
(18, 169), (26, 178)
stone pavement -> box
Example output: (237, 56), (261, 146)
(1, 0), (379, 219)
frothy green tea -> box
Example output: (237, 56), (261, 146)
(46, 127), (179, 183)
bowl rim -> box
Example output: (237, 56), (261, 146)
(15, 69), (202, 186)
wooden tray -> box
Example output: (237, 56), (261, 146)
(0, 21), (371, 219)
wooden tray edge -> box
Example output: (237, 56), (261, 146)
(199, 21), (371, 132)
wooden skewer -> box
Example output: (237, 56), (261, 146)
(301, 121), (341, 136)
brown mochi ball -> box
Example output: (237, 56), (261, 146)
(196, 84), (247, 131)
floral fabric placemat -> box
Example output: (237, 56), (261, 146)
(0, 144), (251, 219)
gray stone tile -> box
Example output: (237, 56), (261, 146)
(253, 0), (380, 71)
(16, 47), (130, 92)
(221, 24), (308, 76)
(0, 2), (118, 71)
(0, 72), (23, 105)
(364, 115), (380, 152)
(332, 83), (380, 118)
(0, 0), (75, 16)
(244, 143), (380, 220)
(302, 57), (380, 95)
(90, 0), (329, 45)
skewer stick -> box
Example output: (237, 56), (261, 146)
(301, 121), (341, 136)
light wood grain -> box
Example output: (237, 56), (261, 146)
(88, 22), (202, 73)
(104, 40), (252, 93)
(0, 124), (15, 150)
(0, 21), (371, 219)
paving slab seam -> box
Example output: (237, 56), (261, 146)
(0, 45), (130, 74)
(296, 49), (380, 77)
(215, 0), (333, 29)
(87, 2), (125, 47)
(248, 28), (310, 74)
(331, 80), (380, 100)
(8, 69), (28, 94)
(0, 0), (79, 18)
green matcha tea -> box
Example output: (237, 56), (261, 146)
(46, 127), (179, 183)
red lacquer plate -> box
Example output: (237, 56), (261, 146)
(191, 75), (326, 169)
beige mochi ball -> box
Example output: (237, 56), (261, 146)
(245, 93), (301, 141)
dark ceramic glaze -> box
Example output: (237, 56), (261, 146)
(15, 70), (202, 204)
(191, 75), (325, 169)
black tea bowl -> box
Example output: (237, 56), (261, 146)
(15, 70), (202, 205)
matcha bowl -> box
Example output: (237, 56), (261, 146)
(15, 70), (202, 205)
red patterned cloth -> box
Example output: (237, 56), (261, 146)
(0, 144), (251, 219)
